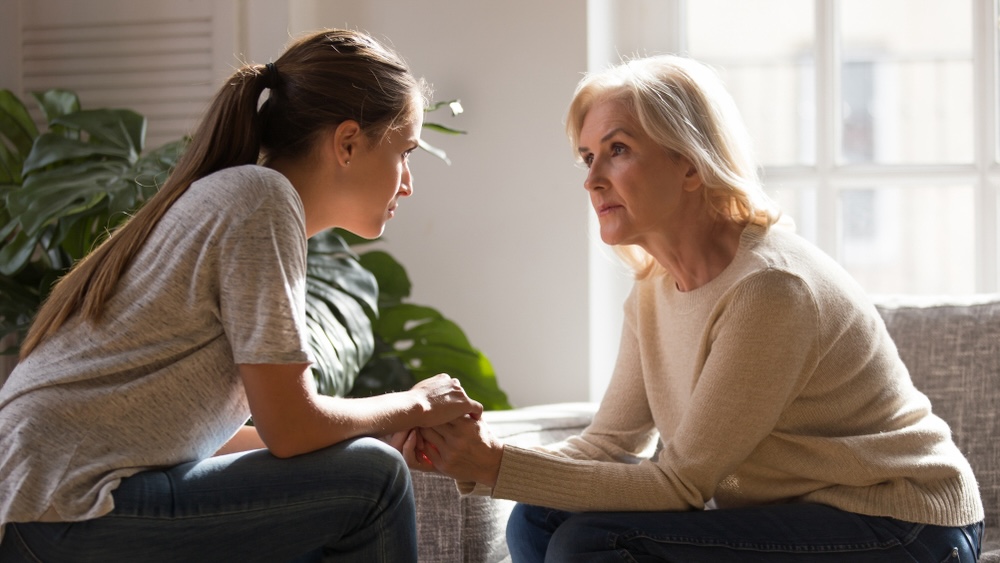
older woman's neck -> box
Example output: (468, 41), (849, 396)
(647, 216), (745, 292)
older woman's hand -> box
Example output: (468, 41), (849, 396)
(420, 415), (504, 487)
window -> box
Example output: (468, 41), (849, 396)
(683, 0), (999, 294)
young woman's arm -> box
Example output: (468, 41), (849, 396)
(215, 425), (267, 456)
(239, 362), (482, 458)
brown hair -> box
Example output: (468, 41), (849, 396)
(21, 28), (429, 358)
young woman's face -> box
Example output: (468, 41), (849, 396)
(577, 99), (697, 249)
(341, 109), (423, 239)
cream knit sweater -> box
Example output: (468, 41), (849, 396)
(490, 224), (983, 526)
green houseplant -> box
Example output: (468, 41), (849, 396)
(0, 88), (510, 410)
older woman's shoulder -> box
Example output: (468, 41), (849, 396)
(749, 225), (873, 310)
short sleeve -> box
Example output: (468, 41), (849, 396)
(215, 180), (312, 365)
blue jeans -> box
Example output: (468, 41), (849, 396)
(0, 437), (416, 562)
(507, 502), (984, 562)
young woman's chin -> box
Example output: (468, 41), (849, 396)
(347, 223), (387, 241)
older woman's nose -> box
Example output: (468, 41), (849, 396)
(584, 165), (605, 192)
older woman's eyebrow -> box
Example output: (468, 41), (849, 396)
(578, 127), (629, 155)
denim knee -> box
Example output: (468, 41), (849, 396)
(507, 504), (573, 563)
(338, 437), (412, 501)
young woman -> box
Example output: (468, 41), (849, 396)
(0, 29), (481, 562)
(415, 55), (984, 562)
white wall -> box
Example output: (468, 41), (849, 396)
(271, 1), (593, 407)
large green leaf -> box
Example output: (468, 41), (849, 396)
(305, 299), (352, 395)
(133, 138), (189, 190)
(348, 338), (415, 397)
(0, 89), (38, 157)
(373, 303), (510, 410)
(0, 140), (22, 185)
(22, 133), (131, 175)
(0, 271), (42, 339)
(304, 230), (379, 396)
(31, 89), (80, 124)
(307, 232), (378, 315)
(307, 281), (372, 369)
(11, 160), (129, 236)
(358, 250), (411, 307)
(0, 230), (37, 277)
(0, 91), (167, 343)
(50, 109), (145, 155)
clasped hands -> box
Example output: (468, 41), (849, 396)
(386, 374), (504, 488)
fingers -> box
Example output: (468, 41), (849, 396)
(417, 422), (503, 486)
(409, 374), (485, 426)
(419, 426), (444, 449)
(420, 428), (446, 467)
(467, 399), (484, 419)
(400, 429), (436, 472)
(385, 430), (408, 451)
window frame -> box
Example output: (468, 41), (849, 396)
(700, 0), (1000, 293)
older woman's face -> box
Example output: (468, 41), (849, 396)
(577, 99), (699, 248)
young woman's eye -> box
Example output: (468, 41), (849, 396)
(583, 154), (594, 168)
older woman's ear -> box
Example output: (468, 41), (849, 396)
(679, 156), (702, 192)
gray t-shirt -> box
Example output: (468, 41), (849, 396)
(0, 165), (311, 540)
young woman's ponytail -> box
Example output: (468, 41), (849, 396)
(22, 64), (276, 358)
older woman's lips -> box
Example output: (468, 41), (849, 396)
(597, 203), (622, 216)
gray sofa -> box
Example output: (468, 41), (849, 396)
(412, 295), (1000, 562)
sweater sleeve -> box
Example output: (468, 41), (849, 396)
(543, 291), (659, 463)
(492, 269), (821, 512)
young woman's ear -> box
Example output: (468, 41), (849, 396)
(331, 120), (362, 166)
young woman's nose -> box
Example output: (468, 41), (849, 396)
(400, 165), (414, 197)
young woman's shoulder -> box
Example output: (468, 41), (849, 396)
(197, 164), (295, 200)
(187, 164), (303, 219)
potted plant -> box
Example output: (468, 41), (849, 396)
(0, 89), (510, 409)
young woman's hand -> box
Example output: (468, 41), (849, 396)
(407, 373), (483, 427)
(420, 415), (503, 487)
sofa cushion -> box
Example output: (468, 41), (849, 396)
(875, 295), (1000, 560)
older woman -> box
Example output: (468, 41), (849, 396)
(414, 55), (984, 562)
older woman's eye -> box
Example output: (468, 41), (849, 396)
(611, 143), (627, 156)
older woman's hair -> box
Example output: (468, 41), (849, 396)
(566, 55), (782, 278)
